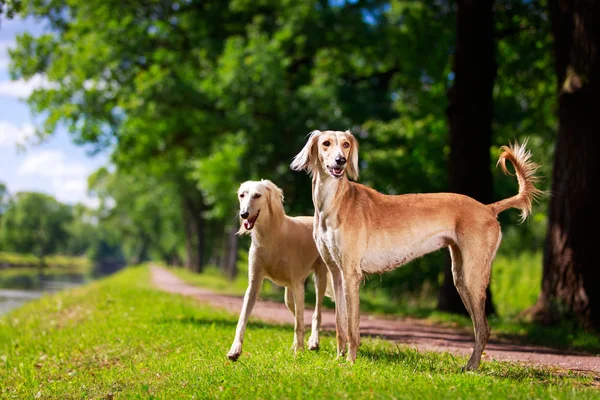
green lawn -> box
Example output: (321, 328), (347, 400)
(170, 256), (600, 354)
(1, 266), (598, 399)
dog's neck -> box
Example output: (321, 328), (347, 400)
(312, 165), (350, 220)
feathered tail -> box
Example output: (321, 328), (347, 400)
(488, 140), (544, 221)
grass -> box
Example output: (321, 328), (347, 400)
(169, 250), (600, 354)
(1, 266), (599, 399)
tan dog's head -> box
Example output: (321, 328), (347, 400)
(290, 130), (359, 180)
(237, 179), (285, 235)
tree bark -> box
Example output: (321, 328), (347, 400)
(530, 0), (600, 329)
(182, 192), (206, 273)
(225, 225), (239, 280)
(438, 0), (497, 315)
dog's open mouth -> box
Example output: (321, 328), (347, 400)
(243, 210), (260, 230)
(328, 166), (345, 178)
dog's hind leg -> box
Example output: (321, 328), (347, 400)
(227, 269), (264, 361)
(308, 263), (327, 350)
(291, 282), (306, 353)
(451, 226), (500, 371)
(285, 287), (295, 316)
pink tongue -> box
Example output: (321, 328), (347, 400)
(244, 220), (252, 229)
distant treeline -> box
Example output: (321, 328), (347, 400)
(0, 187), (125, 269)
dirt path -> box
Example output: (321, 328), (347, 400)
(151, 266), (600, 374)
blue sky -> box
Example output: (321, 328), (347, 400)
(0, 17), (109, 208)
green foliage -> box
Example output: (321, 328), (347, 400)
(6, 0), (559, 301)
(491, 251), (543, 318)
(0, 182), (8, 215)
(1, 266), (597, 399)
(0, 192), (72, 260)
(0, 251), (90, 270)
(191, 132), (247, 222)
(88, 166), (184, 264)
(0, 0), (21, 22)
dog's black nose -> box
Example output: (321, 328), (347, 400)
(240, 211), (249, 219)
(335, 155), (346, 166)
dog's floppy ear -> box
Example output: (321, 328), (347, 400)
(290, 130), (321, 175)
(261, 179), (285, 217)
(346, 131), (360, 181)
(261, 179), (284, 203)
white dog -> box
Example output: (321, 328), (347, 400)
(291, 130), (542, 370)
(227, 179), (332, 361)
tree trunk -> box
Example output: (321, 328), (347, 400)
(133, 235), (150, 265)
(529, 0), (600, 329)
(182, 194), (206, 273)
(225, 225), (239, 280)
(195, 208), (206, 271)
(438, 0), (497, 316)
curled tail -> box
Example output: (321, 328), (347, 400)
(489, 140), (544, 221)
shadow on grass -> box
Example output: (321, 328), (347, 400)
(359, 345), (600, 382)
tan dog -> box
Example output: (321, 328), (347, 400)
(290, 130), (542, 370)
(227, 179), (332, 361)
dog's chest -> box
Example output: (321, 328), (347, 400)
(315, 214), (343, 265)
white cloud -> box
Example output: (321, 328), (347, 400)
(16, 149), (100, 208)
(0, 120), (36, 148)
(0, 73), (55, 99)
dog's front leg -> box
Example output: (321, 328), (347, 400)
(227, 271), (264, 361)
(308, 265), (328, 350)
(329, 266), (348, 358)
(344, 267), (362, 363)
(291, 282), (305, 353)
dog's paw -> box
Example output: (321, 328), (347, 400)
(292, 341), (305, 353)
(227, 343), (242, 361)
(308, 335), (320, 351)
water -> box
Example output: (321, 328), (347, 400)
(0, 261), (125, 316)
(0, 274), (87, 316)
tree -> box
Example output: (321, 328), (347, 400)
(530, 0), (600, 329)
(437, 0), (497, 315)
(0, 0), (20, 24)
(0, 182), (8, 217)
(0, 192), (72, 263)
(63, 203), (98, 256)
(88, 167), (185, 265)
(9, 0), (398, 273)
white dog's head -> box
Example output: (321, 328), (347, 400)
(290, 130), (359, 180)
(237, 179), (284, 235)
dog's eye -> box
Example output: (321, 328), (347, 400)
(343, 142), (350, 148)
(323, 141), (330, 147)
(239, 193), (245, 198)
(253, 193), (262, 199)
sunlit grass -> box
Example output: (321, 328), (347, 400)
(170, 251), (600, 353)
(1, 266), (597, 399)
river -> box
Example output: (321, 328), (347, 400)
(0, 275), (87, 316)
(0, 260), (126, 316)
